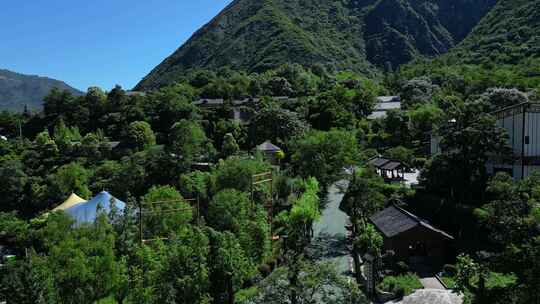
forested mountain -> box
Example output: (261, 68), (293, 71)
(0, 69), (82, 112)
(135, 0), (497, 90)
(446, 0), (540, 65)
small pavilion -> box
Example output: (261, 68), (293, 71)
(367, 156), (407, 181)
(256, 141), (283, 164)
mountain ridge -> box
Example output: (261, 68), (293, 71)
(0, 69), (82, 112)
(135, 0), (498, 90)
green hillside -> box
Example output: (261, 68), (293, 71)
(135, 0), (496, 90)
(447, 0), (540, 65)
(0, 69), (82, 112)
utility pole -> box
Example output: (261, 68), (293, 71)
(18, 119), (22, 140)
(251, 171), (274, 242)
(138, 199), (143, 246)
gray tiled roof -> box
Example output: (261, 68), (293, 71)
(194, 97), (297, 106)
(257, 141), (282, 152)
(370, 205), (454, 239)
(367, 157), (391, 168)
(368, 96), (401, 119)
(374, 101), (401, 111)
(367, 111), (388, 119)
(376, 96), (401, 103)
(381, 161), (403, 171)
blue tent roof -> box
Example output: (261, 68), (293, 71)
(65, 191), (125, 225)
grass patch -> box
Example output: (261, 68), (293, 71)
(469, 272), (518, 290)
(378, 273), (423, 296)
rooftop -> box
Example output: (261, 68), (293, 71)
(257, 141), (282, 153)
(381, 161), (404, 171)
(370, 205), (453, 239)
(374, 101), (401, 111)
(368, 96), (401, 119)
(194, 96), (298, 107)
(376, 96), (401, 103)
(367, 156), (391, 168)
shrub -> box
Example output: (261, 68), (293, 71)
(378, 274), (423, 296)
(443, 264), (457, 276)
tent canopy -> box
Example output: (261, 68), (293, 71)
(65, 191), (125, 226)
(52, 193), (87, 211)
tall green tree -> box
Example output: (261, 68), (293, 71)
(221, 133), (239, 158)
(169, 119), (212, 171)
(50, 162), (91, 201)
(141, 185), (193, 240)
(126, 121), (156, 151)
(421, 100), (511, 203)
(290, 129), (360, 187)
(0, 159), (28, 212)
(248, 104), (308, 146)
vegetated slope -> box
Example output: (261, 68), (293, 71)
(446, 0), (540, 65)
(135, 0), (496, 90)
(363, 0), (497, 69)
(0, 69), (82, 112)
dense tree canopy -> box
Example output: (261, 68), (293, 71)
(2, 53), (540, 303)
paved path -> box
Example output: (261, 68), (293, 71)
(388, 289), (462, 304)
(419, 277), (446, 290)
(309, 181), (353, 276)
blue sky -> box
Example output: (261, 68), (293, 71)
(0, 0), (233, 91)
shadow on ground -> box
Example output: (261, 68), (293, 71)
(307, 233), (348, 260)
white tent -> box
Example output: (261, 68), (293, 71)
(65, 191), (125, 225)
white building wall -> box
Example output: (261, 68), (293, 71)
(525, 112), (540, 157)
(498, 113), (523, 156)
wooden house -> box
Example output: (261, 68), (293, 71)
(370, 205), (453, 266)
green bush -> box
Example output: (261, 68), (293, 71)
(441, 264), (458, 289)
(443, 264), (457, 276)
(441, 275), (457, 289)
(378, 274), (423, 296)
(236, 286), (259, 303)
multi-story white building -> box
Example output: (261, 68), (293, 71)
(488, 102), (540, 179)
(431, 102), (540, 180)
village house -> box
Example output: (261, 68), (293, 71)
(368, 96), (401, 120)
(367, 156), (407, 181)
(194, 96), (298, 123)
(194, 98), (257, 122)
(370, 205), (454, 267)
